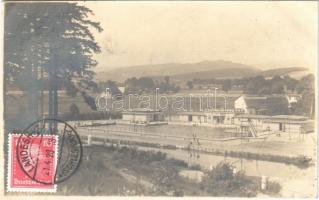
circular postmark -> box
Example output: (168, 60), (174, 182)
(16, 119), (82, 185)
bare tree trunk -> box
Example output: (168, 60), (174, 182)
(53, 72), (58, 130)
(310, 97), (314, 119)
(48, 71), (59, 131)
(40, 65), (44, 119)
(26, 66), (39, 127)
(48, 71), (53, 131)
(48, 68), (59, 132)
(32, 66), (39, 121)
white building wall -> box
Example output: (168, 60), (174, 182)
(263, 122), (279, 132)
(234, 96), (247, 113)
(168, 114), (207, 123)
(134, 115), (149, 122)
(234, 115), (307, 134)
(287, 124), (301, 134)
(167, 114), (189, 122)
(122, 113), (150, 122)
(180, 115), (189, 122)
(122, 114), (135, 121)
(263, 122), (302, 134)
(192, 115), (204, 123)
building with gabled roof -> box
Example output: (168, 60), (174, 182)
(234, 95), (290, 115)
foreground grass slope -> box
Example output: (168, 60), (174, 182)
(57, 145), (280, 196)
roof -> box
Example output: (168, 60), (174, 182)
(235, 114), (310, 123)
(177, 111), (206, 116)
(122, 108), (162, 114)
(264, 119), (312, 124)
(263, 115), (309, 124)
(241, 95), (290, 115)
(209, 109), (244, 114)
(286, 93), (302, 97)
(234, 114), (270, 119)
(244, 97), (268, 110)
(271, 115), (308, 121)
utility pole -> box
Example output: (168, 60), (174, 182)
(214, 87), (218, 110)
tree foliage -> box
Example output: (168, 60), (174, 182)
(186, 80), (194, 89)
(99, 80), (122, 95)
(5, 3), (103, 117)
(200, 162), (258, 197)
(123, 76), (179, 94)
(291, 74), (315, 118)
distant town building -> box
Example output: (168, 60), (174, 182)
(168, 111), (207, 124)
(285, 93), (302, 107)
(234, 114), (273, 136)
(205, 109), (244, 125)
(116, 83), (126, 93)
(122, 109), (164, 123)
(234, 114), (313, 136)
(263, 115), (313, 134)
(167, 109), (244, 126)
(118, 86), (126, 94)
(234, 95), (290, 115)
(192, 83), (223, 90)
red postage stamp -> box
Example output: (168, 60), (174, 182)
(7, 134), (58, 192)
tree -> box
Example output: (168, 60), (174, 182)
(294, 74), (315, 118)
(283, 75), (298, 92)
(5, 3), (102, 129)
(70, 103), (80, 117)
(270, 76), (285, 94)
(101, 80), (122, 95)
(243, 76), (266, 94)
(200, 162), (258, 197)
(124, 76), (156, 94)
(124, 77), (139, 94)
(222, 79), (231, 93)
(159, 81), (168, 93)
(137, 77), (155, 91)
(186, 80), (194, 90)
(152, 164), (179, 195)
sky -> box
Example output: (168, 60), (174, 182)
(84, 1), (318, 72)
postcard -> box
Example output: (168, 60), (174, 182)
(1, 0), (317, 198)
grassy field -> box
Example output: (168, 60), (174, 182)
(5, 92), (93, 117)
(56, 145), (270, 196)
(4, 90), (238, 132)
(5, 91), (238, 120)
(57, 145), (206, 196)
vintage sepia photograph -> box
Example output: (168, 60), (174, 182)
(2, 0), (318, 198)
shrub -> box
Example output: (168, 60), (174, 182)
(189, 164), (201, 170)
(265, 180), (281, 194)
(151, 164), (179, 195)
(200, 162), (258, 197)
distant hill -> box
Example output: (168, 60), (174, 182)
(171, 67), (260, 81)
(96, 60), (309, 82)
(154, 67), (308, 83)
(259, 67), (308, 78)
